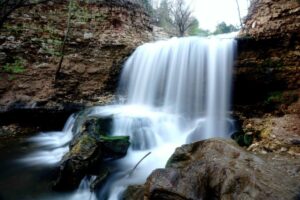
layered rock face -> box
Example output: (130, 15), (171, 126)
(235, 0), (300, 115)
(234, 0), (300, 156)
(239, 0), (300, 39)
(0, 0), (152, 130)
(0, 1), (152, 109)
(125, 139), (300, 200)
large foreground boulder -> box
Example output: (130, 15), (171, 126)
(126, 139), (300, 200)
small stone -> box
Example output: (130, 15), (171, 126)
(271, 134), (276, 138)
(246, 124), (252, 129)
(35, 63), (49, 68)
(261, 150), (267, 154)
(0, 52), (7, 63)
(84, 32), (93, 40)
(7, 36), (15, 41)
(280, 147), (288, 152)
(247, 143), (259, 151)
(288, 150), (296, 156)
(246, 132), (253, 135)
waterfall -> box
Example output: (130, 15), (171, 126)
(102, 37), (236, 199)
(22, 36), (236, 200)
(118, 37), (235, 139)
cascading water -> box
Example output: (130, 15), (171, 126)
(22, 36), (236, 200)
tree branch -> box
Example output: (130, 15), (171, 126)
(128, 152), (151, 177)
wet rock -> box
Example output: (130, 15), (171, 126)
(53, 117), (130, 191)
(143, 139), (300, 200)
(123, 185), (145, 200)
(53, 134), (100, 191)
(90, 167), (109, 191)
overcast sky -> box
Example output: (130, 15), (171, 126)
(187, 0), (250, 31)
(151, 0), (250, 31)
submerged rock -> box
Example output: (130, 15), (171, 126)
(53, 117), (130, 191)
(126, 138), (300, 200)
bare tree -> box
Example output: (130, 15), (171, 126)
(0, 0), (51, 29)
(170, 0), (193, 37)
(235, 0), (243, 28)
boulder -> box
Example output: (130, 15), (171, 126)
(53, 117), (130, 191)
(139, 139), (300, 200)
(123, 185), (145, 200)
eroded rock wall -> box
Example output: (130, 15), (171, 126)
(240, 0), (300, 39)
(235, 0), (300, 116)
(0, 0), (153, 130)
(0, 0), (152, 111)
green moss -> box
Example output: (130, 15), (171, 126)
(100, 135), (130, 142)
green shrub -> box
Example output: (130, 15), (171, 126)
(265, 91), (283, 105)
(231, 131), (253, 147)
(2, 58), (25, 74)
(265, 91), (298, 107)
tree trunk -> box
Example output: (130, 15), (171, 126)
(54, 0), (73, 81)
(235, 0), (243, 28)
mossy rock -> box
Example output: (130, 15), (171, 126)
(72, 110), (113, 137)
(101, 135), (130, 159)
(84, 116), (113, 137)
(69, 134), (98, 159)
(54, 134), (130, 191)
(70, 115), (114, 147)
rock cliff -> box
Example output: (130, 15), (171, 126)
(0, 0), (153, 130)
(235, 0), (300, 116)
(233, 0), (300, 160)
(239, 0), (300, 39)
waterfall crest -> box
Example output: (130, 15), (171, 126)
(119, 37), (235, 140)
